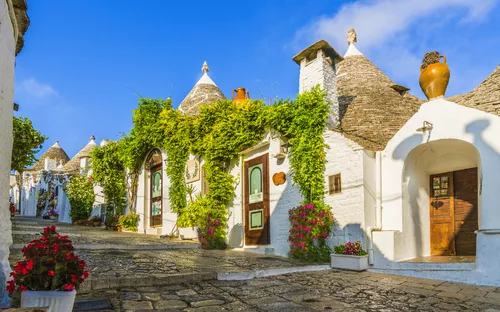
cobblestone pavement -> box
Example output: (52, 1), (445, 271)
(76, 270), (500, 311)
(11, 217), (196, 246)
(9, 217), (308, 290)
(10, 217), (500, 311)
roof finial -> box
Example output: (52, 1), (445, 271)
(347, 28), (357, 45)
(202, 61), (209, 74)
(90, 135), (95, 141)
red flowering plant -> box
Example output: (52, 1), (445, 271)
(288, 202), (335, 263)
(6, 225), (88, 295)
(333, 241), (367, 256)
(9, 202), (17, 217)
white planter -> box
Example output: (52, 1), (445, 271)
(49, 216), (57, 220)
(331, 254), (368, 271)
(179, 227), (198, 240)
(21, 290), (76, 312)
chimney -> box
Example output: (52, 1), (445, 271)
(293, 40), (343, 128)
(80, 156), (90, 172)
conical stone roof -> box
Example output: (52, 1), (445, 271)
(59, 136), (97, 173)
(179, 62), (226, 115)
(30, 141), (70, 171)
(336, 31), (423, 151)
(448, 65), (500, 116)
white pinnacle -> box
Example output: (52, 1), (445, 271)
(196, 61), (217, 86)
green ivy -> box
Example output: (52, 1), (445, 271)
(89, 141), (126, 215)
(66, 174), (95, 221)
(90, 86), (331, 251)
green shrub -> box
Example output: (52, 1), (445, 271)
(66, 175), (95, 221)
(118, 213), (140, 232)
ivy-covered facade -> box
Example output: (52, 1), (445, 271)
(120, 40), (369, 257)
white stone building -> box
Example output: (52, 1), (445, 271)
(17, 136), (106, 223)
(0, 0), (28, 306)
(133, 30), (499, 286)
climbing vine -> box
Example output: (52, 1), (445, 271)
(90, 86), (331, 250)
(66, 174), (95, 221)
(89, 141), (127, 215)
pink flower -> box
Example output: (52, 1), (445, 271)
(48, 270), (55, 277)
(18, 285), (28, 292)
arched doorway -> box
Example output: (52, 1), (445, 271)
(146, 149), (163, 228)
(403, 139), (481, 258)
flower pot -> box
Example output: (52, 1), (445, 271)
(21, 290), (76, 312)
(330, 254), (368, 271)
(179, 227), (199, 240)
(419, 55), (450, 100)
(49, 216), (57, 220)
(93, 222), (100, 227)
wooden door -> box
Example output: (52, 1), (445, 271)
(430, 168), (478, 256)
(150, 164), (163, 228)
(430, 172), (454, 255)
(244, 154), (270, 245)
(453, 168), (478, 256)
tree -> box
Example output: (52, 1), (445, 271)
(90, 141), (127, 215)
(66, 174), (95, 221)
(11, 116), (48, 173)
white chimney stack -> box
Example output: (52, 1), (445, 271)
(293, 40), (343, 128)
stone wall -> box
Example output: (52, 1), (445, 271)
(323, 131), (366, 247)
(298, 49), (340, 128)
(0, 0), (16, 306)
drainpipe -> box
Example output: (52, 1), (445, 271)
(367, 151), (383, 265)
(239, 154), (245, 247)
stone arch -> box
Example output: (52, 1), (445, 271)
(401, 139), (481, 259)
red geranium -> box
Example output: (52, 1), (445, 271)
(6, 226), (88, 295)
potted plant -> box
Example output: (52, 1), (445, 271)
(6, 225), (89, 311)
(331, 241), (368, 271)
(10, 201), (17, 218)
(43, 209), (59, 220)
(105, 215), (120, 231)
(90, 215), (102, 227)
(118, 213), (139, 232)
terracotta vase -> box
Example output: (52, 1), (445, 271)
(232, 88), (250, 105)
(419, 55), (450, 100)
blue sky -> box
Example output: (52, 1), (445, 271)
(14, 0), (500, 158)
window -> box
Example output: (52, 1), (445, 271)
(248, 164), (263, 203)
(432, 175), (449, 197)
(328, 173), (342, 195)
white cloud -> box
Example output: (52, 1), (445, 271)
(18, 77), (58, 98)
(292, 0), (497, 98)
(295, 0), (496, 51)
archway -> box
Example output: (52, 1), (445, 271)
(402, 139), (481, 259)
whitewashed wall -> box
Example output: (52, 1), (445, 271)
(0, 0), (16, 306)
(298, 49), (340, 128)
(324, 131), (366, 247)
(230, 133), (301, 256)
(136, 149), (175, 235)
(374, 98), (500, 286)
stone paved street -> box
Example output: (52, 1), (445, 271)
(77, 270), (500, 311)
(9, 217), (500, 311)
